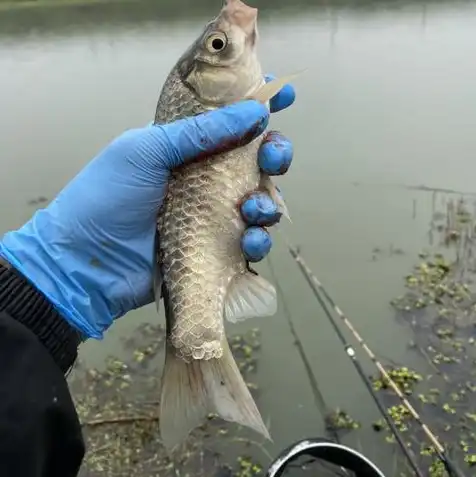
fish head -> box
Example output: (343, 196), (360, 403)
(177, 0), (263, 107)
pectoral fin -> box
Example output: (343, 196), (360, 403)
(249, 71), (304, 104)
(261, 175), (291, 222)
(224, 270), (277, 323)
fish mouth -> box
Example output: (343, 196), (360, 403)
(221, 0), (258, 36)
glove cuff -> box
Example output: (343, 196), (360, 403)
(0, 257), (82, 374)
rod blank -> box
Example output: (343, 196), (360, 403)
(285, 241), (465, 477)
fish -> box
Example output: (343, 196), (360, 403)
(153, 0), (293, 452)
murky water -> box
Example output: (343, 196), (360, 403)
(1, 0), (476, 472)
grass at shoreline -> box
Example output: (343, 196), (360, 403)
(0, 0), (137, 12)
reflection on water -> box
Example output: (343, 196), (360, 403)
(1, 0), (476, 473)
(0, 0), (472, 36)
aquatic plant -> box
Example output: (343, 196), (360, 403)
(71, 325), (267, 477)
(372, 196), (476, 476)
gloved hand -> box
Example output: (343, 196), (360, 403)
(0, 79), (295, 340)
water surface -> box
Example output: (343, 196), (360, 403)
(1, 0), (476, 472)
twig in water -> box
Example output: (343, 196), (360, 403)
(82, 413), (159, 427)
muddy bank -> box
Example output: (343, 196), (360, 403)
(70, 325), (269, 477)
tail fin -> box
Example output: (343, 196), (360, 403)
(159, 339), (271, 452)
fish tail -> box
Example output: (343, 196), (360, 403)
(159, 339), (271, 452)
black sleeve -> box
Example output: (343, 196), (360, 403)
(0, 258), (85, 477)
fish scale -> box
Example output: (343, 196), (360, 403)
(152, 0), (292, 452)
(158, 139), (262, 361)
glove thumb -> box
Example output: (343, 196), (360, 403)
(149, 100), (269, 169)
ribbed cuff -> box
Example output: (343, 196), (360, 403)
(0, 257), (81, 374)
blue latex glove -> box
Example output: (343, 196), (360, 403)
(0, 80), (295, 340)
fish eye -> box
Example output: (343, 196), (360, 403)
(205, 32), (228, 53)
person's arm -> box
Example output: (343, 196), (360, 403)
(0, 257), (84, 477)
(0, 82), (295, 476)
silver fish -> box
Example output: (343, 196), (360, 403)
(153, 0), (291, 451)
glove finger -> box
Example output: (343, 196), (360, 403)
(258, 131), (293, 176)
(240, 191), (282, 227)
(154, 100), (269, 169)
(241, 226), (273, 263)
(264, 73), (296, 113)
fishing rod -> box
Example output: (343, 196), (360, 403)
(280, 235), (465, 477)
(267, 257), (343, 446)
(273, 246), (424, 477)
